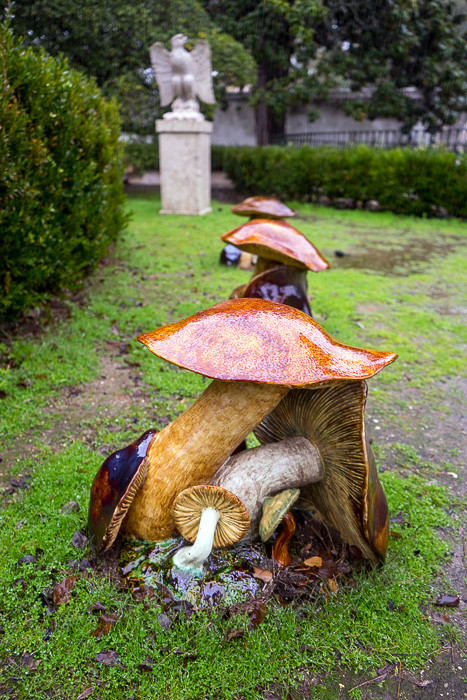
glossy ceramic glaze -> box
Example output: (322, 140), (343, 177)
(221, 219), (330, 271)
(272, 512), (296, 567)
(231, 196), (296, 219)
(88, 428), (158, 550)
(242, 265), (311, 316)
(137, 298), (397, 387)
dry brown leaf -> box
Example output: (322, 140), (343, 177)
(303, 556), (323, 568)
(76, 689), (94, 700)
(328, 579), (338, 593)
(52, 576), (77, 605)
(253, 567), (273, 583)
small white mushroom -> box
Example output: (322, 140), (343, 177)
(171, 486), (250, 572)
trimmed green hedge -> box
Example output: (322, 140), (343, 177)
(124, 142), (229, 174)
(0, 26), (127, 320)
(222, 145), (467, 218)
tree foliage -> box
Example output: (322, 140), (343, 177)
(203, 0), (329, 144)
(204, 0), (467, 140)
(8, 0), (467, 142)
(315, 0), (467, 133)
(9, 0), (257, 133)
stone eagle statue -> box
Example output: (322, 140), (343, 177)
(150, 34), (215, 120)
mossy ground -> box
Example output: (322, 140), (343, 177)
(0, 195), (466, 699)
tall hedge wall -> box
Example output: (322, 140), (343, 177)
(0, 26), (127, 320)
(222, 145), (467, 218)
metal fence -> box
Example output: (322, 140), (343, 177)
(273, 127), (467, 152)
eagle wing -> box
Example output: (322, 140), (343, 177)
(190, 40), (216, 105)
(149, 42), (173, 107)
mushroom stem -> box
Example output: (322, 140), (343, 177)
(210, 435), (323, 535)
(252, 256), (282, 277)
(173, 507), (220, 571)
(121, 379), (289, 542)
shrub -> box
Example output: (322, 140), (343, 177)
(123, 141), (229, 174)
(0, 25), (127, 320)
(222, 144), (467, 218)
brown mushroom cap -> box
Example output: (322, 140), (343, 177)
(137, 298), (397, 387)
(254, 382), (389, 561)
(88, 429), (157, 552)
(172, 485), (250, 548)
(221, 219), (330, 272)
(231, 196), (296, 219)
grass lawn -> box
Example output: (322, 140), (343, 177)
(0, 194), (466, 699)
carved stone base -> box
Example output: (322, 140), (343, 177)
(156, 118), (213, 216)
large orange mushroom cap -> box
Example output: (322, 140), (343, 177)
(231, 196), (296, 219)
(221, 219), (330, 272)
(137, 298), (397, 387)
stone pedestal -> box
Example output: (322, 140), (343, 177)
(156, 119), (213, 215)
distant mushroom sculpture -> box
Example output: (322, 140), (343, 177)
(107, 299), (396, 545)
(231, 196), (296, 220)
(221, 218), (330, 278)
(254, 381), (390, 562)
(220, 197), (297, 270)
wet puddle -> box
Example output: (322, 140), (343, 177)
(331, 235), (465, 276)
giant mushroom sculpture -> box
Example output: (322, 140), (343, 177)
(231, 196), (296, 220)
(99, 298), (397, 548)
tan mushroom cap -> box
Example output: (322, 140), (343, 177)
(221, 219), (330, 272)
(137, 298), (397, 387)
(260, 488), (300, 542)
(255, 382), (389, 561)
(231, 196), (296, 219)
(172, 485), (250, 548)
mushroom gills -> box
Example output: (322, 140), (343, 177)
(173, 507), (220, 572)
(255, 382), (390, 562)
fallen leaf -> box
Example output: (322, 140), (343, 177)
(138, 656), (154, 673)
(158, 613), (172, 631)
(91, 621), (113, 639)
(60, 500), (80, 514)
(253, 567), (273, 583)
(430, 611), (451, 625)
(224, 628), (245, 643)
(434, 594), (460, 607)
(390, 530), (403, 539)
(327, 579), (338, 593)
(249, 602), (267, 628)
(16, 555), (36, 567)
(21, 653), (41, 671)
(76, 689), (94, 699)
(303, 556), (322, 568)
(71, 531), (88, 549)
(52, 576), (77, 605)
(94, 650), (120, 666)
